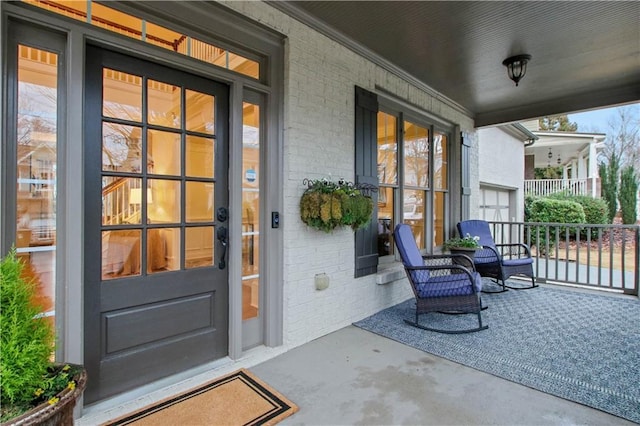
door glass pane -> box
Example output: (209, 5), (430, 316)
(148, 179), (180, 223)
(186, 136), (215, 178)
(15, 45), (58, 324)
(102, 229), (141, 279)
(148, 79), (181, 128)
(434, 132), (448, 190)
(148, 129), (180, 176)
(147, 228), (178, 273)
(103, 68), (142, 122)
(186, 89), (215, 134)
(102, 123), (142, 173)
(102, 177), (142, 225)
(186, 181), (214, 223)
(242, 277), (259, 320)
(185, 226), (214, 269)
(404, 189), (425, 249)
(242, 101), (260, 320)
(404, 121), (429, 188)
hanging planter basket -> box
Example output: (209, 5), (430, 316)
(300, 178), (374, 232)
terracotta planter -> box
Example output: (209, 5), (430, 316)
(2, 366), (87, 426)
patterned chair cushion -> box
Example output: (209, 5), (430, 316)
(415, 272), (482, 298)
(502, 258), (533, 266)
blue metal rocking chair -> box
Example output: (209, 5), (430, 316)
(457, 220), (537, 292)
(393, 223), (488, 334)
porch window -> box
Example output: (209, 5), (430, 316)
(376, 112), (450, 255)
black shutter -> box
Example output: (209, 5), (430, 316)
(354, 86), (379, 277)
(461, 131), (471, 220)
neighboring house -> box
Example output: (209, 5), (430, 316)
(522, 120), (606, 198)
(477, 124), (537, 223)
(0, 0), (636, 413)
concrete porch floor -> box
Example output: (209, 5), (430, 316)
(79, 324), (634, 425)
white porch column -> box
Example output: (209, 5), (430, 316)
(589, 141), (598, 197)
(577, 152), (587, 179)
(562, 165), (569, 180)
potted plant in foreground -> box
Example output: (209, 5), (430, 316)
(443, 233), (482, 269)
(1, 249), (87, 426)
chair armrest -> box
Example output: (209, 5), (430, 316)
(405, 262), (476, 277)
(495, 243), (531, 258)
(420, 254), (477, 272)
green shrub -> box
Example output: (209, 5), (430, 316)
(526, 198), (586, 250)
(0, 249), (55, 407)
(524, 194), (539, 222)
(547, 193), (608, 225)
(619, 166), (638, 224)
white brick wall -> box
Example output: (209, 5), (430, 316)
(222, 1), (478, 348)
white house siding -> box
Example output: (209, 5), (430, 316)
(477, 127), (524, 222)
(222, 1), (477, 348)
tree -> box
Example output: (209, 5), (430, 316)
(601, 105), (640, 172)
(619, 166), (638, 224)
(599, 153), (620, 223)
(538, 115), (578, 132)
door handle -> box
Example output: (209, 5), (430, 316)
(216, 226), (228, 269)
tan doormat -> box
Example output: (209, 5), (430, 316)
(105, 369), (298, 426)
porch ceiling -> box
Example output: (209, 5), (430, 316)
(270, 1), (640, 127)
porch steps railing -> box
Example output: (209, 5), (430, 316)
(488, 221), (639, 296)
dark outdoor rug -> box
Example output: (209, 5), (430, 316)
(353, 282), (640, 423)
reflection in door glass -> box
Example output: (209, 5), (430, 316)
(185, 226), (214, 269)
(242, 102), (260, 320)
(186, 89), (215, 134)
(148, 130), (180, 176)
(15, 45), (58, 325)
(102, 230), (141, 279)
(102, 68), (142, 121)
(148, 79), (181, 128)
(148, 228), (179, 273)
(102, 123), (142, 172)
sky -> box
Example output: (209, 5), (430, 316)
(567, 102), (640, 134)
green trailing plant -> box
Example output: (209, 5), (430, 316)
(300, 178), (373, 232)
(0, 249), (82, 422)
(619, 166), (638, 224)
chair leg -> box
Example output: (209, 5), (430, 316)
(504, 275), (539, 290)
(404, 312), (488, 334)
(481, 278), (508, 294)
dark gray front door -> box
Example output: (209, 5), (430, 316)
(84, 46), (229, 403)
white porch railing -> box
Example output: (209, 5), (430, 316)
(524, 178), (588, 197)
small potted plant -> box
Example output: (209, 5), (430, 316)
(443, 233), (482, 268)
(1, 248), (87, 425)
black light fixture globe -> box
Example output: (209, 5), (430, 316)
(502, 54), (532, 86)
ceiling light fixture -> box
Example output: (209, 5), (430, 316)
(502, 54), (532, 86)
